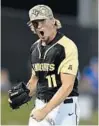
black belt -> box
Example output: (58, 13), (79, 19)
(37, 97), (73, 104)
(64, 98), (73, 104)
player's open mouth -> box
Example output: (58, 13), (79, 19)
(40, 31), (44, 36)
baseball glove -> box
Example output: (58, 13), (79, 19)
(8, 82), (32, 109)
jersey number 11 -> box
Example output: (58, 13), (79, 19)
(46, 74), (57, 88)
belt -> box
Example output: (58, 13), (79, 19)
(64, 98), (73, 104)
(37, 97), (73, 104)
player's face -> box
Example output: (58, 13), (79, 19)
(32, 19), (56, 42)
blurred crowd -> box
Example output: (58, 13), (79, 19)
(1, 68), (11, 93)
(1, 56), (98, 121)
(79, 56), (98, 120)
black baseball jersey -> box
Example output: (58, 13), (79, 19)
(30, 32), (79, 100)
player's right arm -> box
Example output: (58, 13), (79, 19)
(27, 41), (39, 97)
(27, 69), (38, 97)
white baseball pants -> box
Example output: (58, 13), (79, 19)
(28, 97), (80, 126)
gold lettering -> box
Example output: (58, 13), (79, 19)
(49, 64), (55, 71)
(32, 63), (55, 71)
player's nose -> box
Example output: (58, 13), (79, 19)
(37, 22), (43, 29)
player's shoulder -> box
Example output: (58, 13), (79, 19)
(30, 39), (40, 53)
(58, 34), (78, 52)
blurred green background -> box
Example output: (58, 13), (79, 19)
(1, 93), (98, 125)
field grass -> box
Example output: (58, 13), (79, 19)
(1, 93), (98, 125)
(1, 93), (34, 125)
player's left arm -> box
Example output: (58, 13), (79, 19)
(43, 40), (79, 114)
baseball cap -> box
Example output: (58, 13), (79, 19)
(27, 5), (62, 30)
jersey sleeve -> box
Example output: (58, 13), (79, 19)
(30, 40), (40, 77)
(58, 37), (79, 75)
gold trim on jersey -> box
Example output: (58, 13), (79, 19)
(32, 68), (36, 76)
(57, 36), (79, 75)
(43, 42), (58, 59)
(37, 37), (64, 59)
(37, 44), (41, 59)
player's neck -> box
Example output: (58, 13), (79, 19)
(47, 30), (57, 44)
(50, 30), (57, 41)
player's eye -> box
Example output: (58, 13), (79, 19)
(32, 19), (45, 28)
(32, 21), (38, 28)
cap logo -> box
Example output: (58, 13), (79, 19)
(31, 9), (40, 17)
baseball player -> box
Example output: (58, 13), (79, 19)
(8, 4), (80, 126)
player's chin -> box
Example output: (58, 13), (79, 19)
(42, 37), (49, 42)
(41, 36), (46, 40)
(39, 35), (47, 41)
